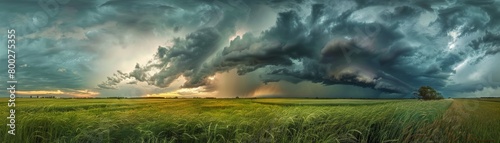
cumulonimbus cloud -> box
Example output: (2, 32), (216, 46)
(98, 0), (500, 97)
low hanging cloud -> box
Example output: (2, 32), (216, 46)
(97, 0), (500, 97)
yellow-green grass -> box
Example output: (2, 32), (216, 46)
(252, 99), (400, 106)
(0, 98), (495, 143)
(432, 99), (500, 142)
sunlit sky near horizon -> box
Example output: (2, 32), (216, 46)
(1, 0), (500, 98)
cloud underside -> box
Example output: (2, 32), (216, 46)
(98, 0), (500, 97)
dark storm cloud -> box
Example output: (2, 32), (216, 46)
(0, 0), (246, 94)
(470, 31), (500, 61)
(99, 27), (232, 89)
(0, 37), (94, 92)
(0, 0), (237, 36)
(98, 0), (500, 97)
(1, 0), (498, 97)
(151, 28), (223, 88)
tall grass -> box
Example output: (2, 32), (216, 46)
(1, 98), (484, 143)
(421, 99), (500, 142)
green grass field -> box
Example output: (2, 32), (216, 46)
(0, 98), (498, 143)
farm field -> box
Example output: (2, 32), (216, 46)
(0, 98), (498, 143)
(252, 99), (400, 106)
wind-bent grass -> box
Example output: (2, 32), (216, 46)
(252, 99), (399, 106)
(428, 99), (500, 142)
(1, 98), (495, 143)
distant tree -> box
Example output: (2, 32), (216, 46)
(236, 96), (240, 99)
(414, 86), (444, 100)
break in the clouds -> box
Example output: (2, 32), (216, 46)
(1, 0), (499, 98)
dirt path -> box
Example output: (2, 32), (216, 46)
(414, 99), (497, 143)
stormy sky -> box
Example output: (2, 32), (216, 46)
(1, 0), (499, 98)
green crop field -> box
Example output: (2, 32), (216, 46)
(252, 99), (399, 106)
(0, 98), (498, 143)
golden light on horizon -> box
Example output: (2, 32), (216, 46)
(144, 86), (218, 97)
(17, 90), (65, 95)
(71, 90), (100, 97)
(144, 92), (180, 97)
(17, 90), (99, 97)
